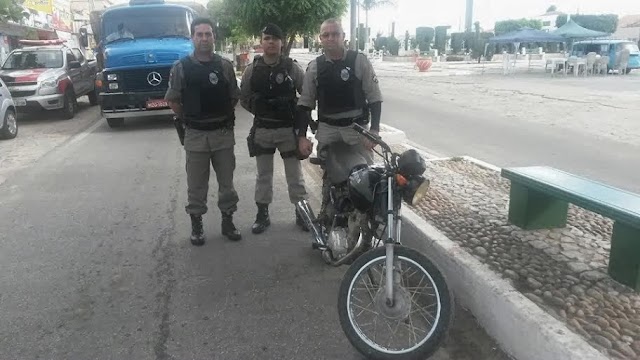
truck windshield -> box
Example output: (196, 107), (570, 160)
(1, 50), (63, 69)
(103, 7), (190, 44)
(621, 43), (640, 53)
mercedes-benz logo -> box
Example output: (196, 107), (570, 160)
(147, 71), (162, 86)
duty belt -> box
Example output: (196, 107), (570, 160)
(255, 117), (293, 129)
(186, 118), (232, 131)
(318, 115), (369, 127)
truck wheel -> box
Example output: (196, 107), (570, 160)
(61, 90), (77, 119)
(88, 88), (99, 106)
(107, 118), (124, 128)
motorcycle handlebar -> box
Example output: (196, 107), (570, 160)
(351, 123), (392, 152)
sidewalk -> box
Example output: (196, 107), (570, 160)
(299, 124), (638, 360)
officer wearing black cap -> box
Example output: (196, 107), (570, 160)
(165, 17), (242, 246)
(240, 23), (309, 234)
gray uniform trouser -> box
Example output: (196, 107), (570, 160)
(253, 126), (308, 204)
(184, 127), (239, 216)
(315, 122), (374, 164)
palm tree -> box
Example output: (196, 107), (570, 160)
(358, 0), (395, 49)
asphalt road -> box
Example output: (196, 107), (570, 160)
(377, 78), (640, 194)
(0, 105), (511, 359)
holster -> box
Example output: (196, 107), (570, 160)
(247, 122), (257, 157)
(173, 116), (185, 146)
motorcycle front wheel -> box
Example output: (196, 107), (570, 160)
(337, 245), (453, 360)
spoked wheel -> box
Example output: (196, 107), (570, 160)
(338, 245), (453, 360)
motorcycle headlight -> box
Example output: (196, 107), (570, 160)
(398, 149), (427, 176)
(402, 175), (430, 206)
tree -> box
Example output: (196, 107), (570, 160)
(415, 27), (434, 52)
(217, 0), (349, 56)
(208, 0), (252, 64)
(359, 0), (395, 49)
(546, 5), (557, 13)
(0, 0), (29, 23)
(494, 19), (542, 35)
(555, 14), (618, 34)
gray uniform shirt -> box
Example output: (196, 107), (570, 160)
(297, 48), (382, 119)
(240, 56), (305, 121)
(165, 53), (240, 152)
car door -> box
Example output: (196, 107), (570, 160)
(72, 48), (92, 94)
(65, 49), (85, 95)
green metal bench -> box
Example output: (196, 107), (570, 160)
(501, 166), (640, 291)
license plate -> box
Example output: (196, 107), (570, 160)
(146, 99), (168, 109)
(15, 99), (26, 106)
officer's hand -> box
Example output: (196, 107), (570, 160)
(298, 137), (313, 159)
(364, 129), (379, 151)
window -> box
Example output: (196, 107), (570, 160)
(72, 49), (85, 63)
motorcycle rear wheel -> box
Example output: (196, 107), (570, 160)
(338, 245), (453, 360)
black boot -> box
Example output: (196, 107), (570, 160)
(190, 214), (205, 246)
(296, 208), (309, 232)
(251, 203), (271, 234)
(221, 212), (242, 241)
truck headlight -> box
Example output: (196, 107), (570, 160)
(107, 74), (117, 81)
(109, 83), (119, 90)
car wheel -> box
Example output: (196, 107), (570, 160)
(0, 108), (18, 140)
(61, 90), (76, 119)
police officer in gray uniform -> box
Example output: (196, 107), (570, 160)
(165, 17), (242, 246)
(240, 23), (309, 234)
(295, 18), (383, 162)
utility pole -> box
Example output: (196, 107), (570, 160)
(465, 0), (473, 32)
(350, 0), (357, 50)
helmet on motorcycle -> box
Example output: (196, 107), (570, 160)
(348, 165), (384, 212)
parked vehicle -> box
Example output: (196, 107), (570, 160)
(571, 39), (640, 74)
(0, 77), (18, 139)
(90, 0), (207, 127)
(0, 39), (99, 119)
(296, 124), (453, 360)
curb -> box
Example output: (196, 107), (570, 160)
(386, 125), (608, 360)
(302, 123), (608, 360)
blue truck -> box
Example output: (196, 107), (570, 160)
(90, 0), (207, 127)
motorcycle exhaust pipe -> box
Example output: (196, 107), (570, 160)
(296, 200), (326, 247)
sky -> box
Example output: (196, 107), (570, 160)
(342, 0), (640, 37)
(112, 0), (640, 37)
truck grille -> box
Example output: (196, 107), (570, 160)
(114, 67), (172, 92)
(10, 90), (36, 97)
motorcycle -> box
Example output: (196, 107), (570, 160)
(295, 123), (453, 360)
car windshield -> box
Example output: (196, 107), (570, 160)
(1, 50), (63, 69)
(102, 7), (190, 44)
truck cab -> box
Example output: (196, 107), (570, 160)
(92, 0), (205, 127)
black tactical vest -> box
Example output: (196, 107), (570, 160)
(316, 50), (366, 118)
(250, 55), (297, 123)
(180, 55), (234, 128)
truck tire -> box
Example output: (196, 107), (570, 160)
(107, 118), (124, 127)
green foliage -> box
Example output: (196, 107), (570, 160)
(374, 35), (387, 51)
(433, 26), (450, 53)
(415, 27), (434, 52)
(494, 19), (542, 35)
(450, 32), (464, 54)
(555, 14), (618, 34)
(357, 24), (367, 51)
(215, 0), (349, 55)
(387, 36), (400, 55)
(359, 0), (395, 11)
(0, 0), (29, 23)
(546, 5), (557, 13)
(208, 0), (251, 48)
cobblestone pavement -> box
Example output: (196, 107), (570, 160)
(405, 155), (640, 359)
